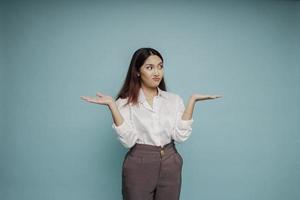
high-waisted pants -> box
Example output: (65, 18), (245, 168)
(122, 140), (183, 200)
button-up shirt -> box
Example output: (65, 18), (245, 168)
(112, 87), (194, 148)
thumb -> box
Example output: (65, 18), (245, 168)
(96, 92), (103, 97)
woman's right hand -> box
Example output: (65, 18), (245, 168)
(80, 92), (114, 106)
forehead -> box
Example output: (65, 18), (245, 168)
(144, 55), (163, 65)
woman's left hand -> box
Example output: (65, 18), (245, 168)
(191, 94), (223, 101)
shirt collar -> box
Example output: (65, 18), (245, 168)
(138, 87), (168, 103)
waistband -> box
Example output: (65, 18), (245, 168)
(129, 140), (177, 157)
(130, 139), (175, 151)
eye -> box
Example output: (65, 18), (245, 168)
(159, 65), (163, 69)
(146, 66), (153, 70)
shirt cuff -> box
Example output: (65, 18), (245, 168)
(112, 121), (130, 136)
(177, 118), (194, 130)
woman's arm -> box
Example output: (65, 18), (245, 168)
(182, 94), (223, 120)
(108, 101), (124, 126)
(181, 96), (196, 120)
(81, 92), (125, 126)
(81, 92), (138, 148)
(109, 99), (138, 148)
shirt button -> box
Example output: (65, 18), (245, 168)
(160, 149), (165, 156)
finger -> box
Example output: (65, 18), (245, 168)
(213, 95), (222, 99)
(96, 92), (104, 97)
(83, 96), (93, 101)
(85, 98), (98, 103)
(82, 97), (95, 102)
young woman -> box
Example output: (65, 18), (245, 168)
(81, 47), (222, 200)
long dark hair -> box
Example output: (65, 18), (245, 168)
(115, 47), (167, 105)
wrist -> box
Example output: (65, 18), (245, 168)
(108, 101), (116, 110)
(189, 95), (196, 102)
(183, 111), (193, 115)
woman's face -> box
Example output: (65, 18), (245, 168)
(139, 55), (164, 89)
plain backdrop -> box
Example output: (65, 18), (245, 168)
(1, 0), (299, 199)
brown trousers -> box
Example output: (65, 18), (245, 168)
(122, 140), (183, 200)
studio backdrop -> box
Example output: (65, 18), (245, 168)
(1, 0), (299, 200)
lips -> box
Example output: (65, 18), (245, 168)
(152, 78), (160, 81)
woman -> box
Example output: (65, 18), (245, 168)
(81, 47), (222, 200)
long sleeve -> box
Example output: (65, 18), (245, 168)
(111, 98), (138, 148)
(171, 95), (194, 143)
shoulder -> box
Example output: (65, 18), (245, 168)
(115, 97), (130, 108)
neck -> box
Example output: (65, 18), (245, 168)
(141, 85), (158, 98)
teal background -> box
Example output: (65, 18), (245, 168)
(1, 0), (299, 199)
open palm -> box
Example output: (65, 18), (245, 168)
(192, 94), (223, 101)
(80, 92), (114, 105)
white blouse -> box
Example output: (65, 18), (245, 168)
(112, 87), (194, 148)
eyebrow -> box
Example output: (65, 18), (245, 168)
(145, 62), (163, 65)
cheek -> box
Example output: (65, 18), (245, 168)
(141, 72), (152, 80)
